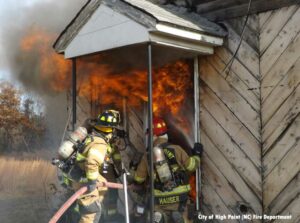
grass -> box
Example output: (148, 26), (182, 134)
(0, 156), (58, 198)
(0, 155), (66, 222)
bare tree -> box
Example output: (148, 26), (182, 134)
(0, 82), (45, 152)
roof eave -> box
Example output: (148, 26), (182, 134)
(155, 23), (224, 47)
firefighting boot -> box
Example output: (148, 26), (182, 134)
(171, 211), (184, 223)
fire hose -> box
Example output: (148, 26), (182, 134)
(49, 181), (124, 223)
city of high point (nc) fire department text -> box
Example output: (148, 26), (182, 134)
(198, 214), (293, 221)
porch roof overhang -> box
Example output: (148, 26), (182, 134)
(54, 0), (227, 59)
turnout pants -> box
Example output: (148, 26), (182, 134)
(77, 187), (107, 223)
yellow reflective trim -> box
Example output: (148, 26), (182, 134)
(164, 149), (175, 159)
(86, 171), (99, 180)
(89, 148), (105, 162)
(84, 137), (92, 146)
(186, 157), (196, 171)
(63, 173), (74, 182)
(107, 145), (113, 154)
(79, 177), (88, 183)
(100, 116), (106, 121)
(154, 185), (191, 197)
(193, 156), (200, 164)
(107, 208), (117, 216)
(63, 176), (70, 185)
(170, 164), (179, 172)
(107, 116), (113, 122)
(134, 175), (146, 183)
(113, 153), (121, 160)
(74, 204), (80, 213)
(76, 153), (86, 162)
(158, 195), (180, 205)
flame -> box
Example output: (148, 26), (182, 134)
(75, 57), (192, 118)
(20, 28), (71, 92)
(20, 28), (194, 142)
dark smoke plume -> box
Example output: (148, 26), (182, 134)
(0, 0), (87, 148)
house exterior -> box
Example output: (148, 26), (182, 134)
(54, 0), (300, 222)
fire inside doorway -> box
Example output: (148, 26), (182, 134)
(73, 45), (197, 149)
(52, 1), (225, 222)
(66, 45), (200, 223)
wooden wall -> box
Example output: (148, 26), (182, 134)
(193, 0), (299, 21)
(199, 4), (300, 222)
(260, 5), (300, 222)
(199, 14), (262, 220)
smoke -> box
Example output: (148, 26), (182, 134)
(1, 0), (86, 91)
(0, 0), (87, 148)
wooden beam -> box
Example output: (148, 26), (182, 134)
(198, 0), (300, 21)
(72, 58), (77, 130)
(196, 0), (251, 14)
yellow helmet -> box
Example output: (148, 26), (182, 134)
(94, 110), (121, 133)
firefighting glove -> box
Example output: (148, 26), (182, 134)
(86, 180), (97, 193)
(193, 142), (203, 158)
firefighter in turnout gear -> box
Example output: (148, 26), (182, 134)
(57, 109), (122, 223)
(134, 117), (201, 223)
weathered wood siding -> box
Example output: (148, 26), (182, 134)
(73, 92), (145, 152)
(199, 15), (262, 220)
(194, 0), (299, 21)
(200, 4), (300, 222)
(260, 5), (300, 222)
(76, 96), (92, 126)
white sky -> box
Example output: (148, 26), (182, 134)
(0, 0), (85, 83)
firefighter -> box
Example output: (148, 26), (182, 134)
(85, 112), (137, 222)
(134, 117), (202, 223)
(58, 109), (122, 223)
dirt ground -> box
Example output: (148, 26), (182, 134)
(0, 195), (54, 223)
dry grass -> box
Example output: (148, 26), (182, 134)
(0, 155), (66, 222)
(0, 156), (58, 197)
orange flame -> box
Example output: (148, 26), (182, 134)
(20, 28), (71, 92)
(75, 57), (192, 118)
(20, 28), (194, 142)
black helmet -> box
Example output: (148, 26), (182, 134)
(94, 110), (121, 133)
